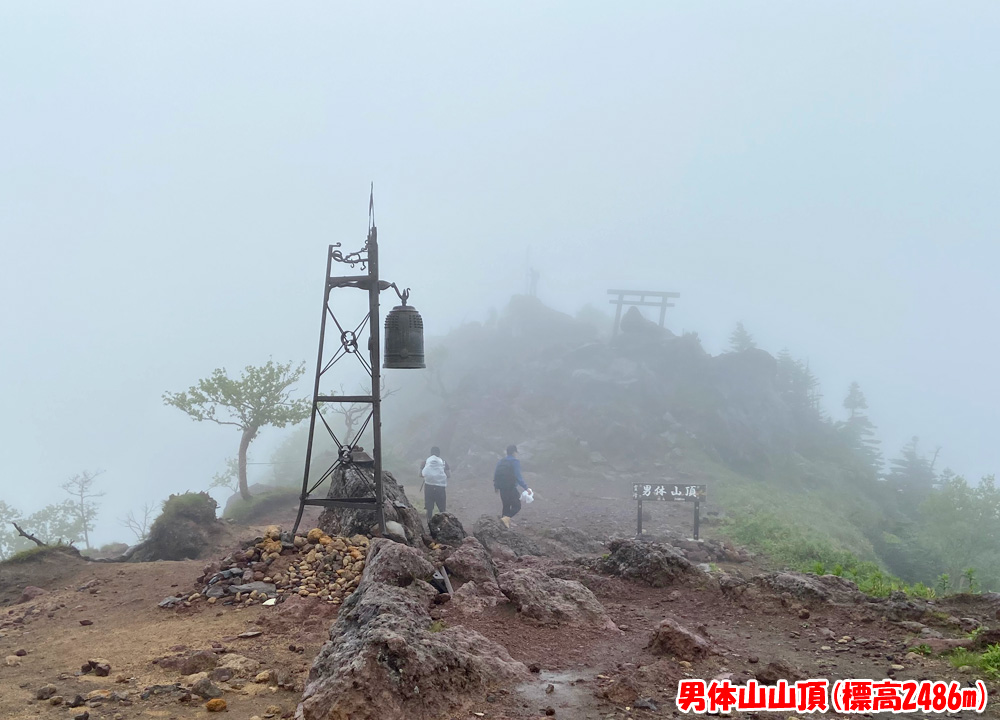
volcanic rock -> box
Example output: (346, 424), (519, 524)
(157, 650), (218, 675)
(647, 618), (714, 661)
(443, 538), (497, 586)
(428, 513), (466, 546)
(592, 538), (693, 587)
(753, 572), (864, 605)
(497, 568), (618, 630)
(472, 515), (542, 559)
(318, 466), (422, 545)
(363, 538), (436, 586)
(18, 586), (48, 604)
(297, 537), (527, 720)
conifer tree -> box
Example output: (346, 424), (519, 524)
(728, 322), (757, 353)
(839, 382), (882, 471)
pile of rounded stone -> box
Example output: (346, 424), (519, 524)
(194, 526), (369, 608)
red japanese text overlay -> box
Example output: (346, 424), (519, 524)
(831, 679), (987, 714)
(676, 678), (988, 714)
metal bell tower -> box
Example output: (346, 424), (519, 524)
(292, 187), (424, 536)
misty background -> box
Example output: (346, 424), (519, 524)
(1, 3), (998, 546)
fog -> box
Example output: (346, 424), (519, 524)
(1, 3), (998, 547)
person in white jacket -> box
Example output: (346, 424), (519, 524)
(420, 446), (450, 524)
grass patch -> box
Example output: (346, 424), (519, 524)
(222, 489), (297, 524)
(947, 645), (1000, 678)
(428, 620), (446, 633)
(721, 509), (910, 597)
(0, 544), (78, 566)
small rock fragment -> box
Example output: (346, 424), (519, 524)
(36, 685), (58, 700)
(206, 698), (227, 712)
(192, 676), (223, 699)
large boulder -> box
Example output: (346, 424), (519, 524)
(298, 542), (527, 720)
(753, 573), (864, 606)
(497, 568), (618, 631)
(647, 618), (715, 661)
(451, 581), (508, 615)
(363, 538), (436, 586)
(591, 539), (694, 587)
(472, 515), (542, 559)
(130, 492), (221, 562)
(428, 513), (466, 546)
(318, 467), (422, 545)
(444, 538), (497, 586)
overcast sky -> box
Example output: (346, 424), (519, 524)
(2, 3), (998, 545)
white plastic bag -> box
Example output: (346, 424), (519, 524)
(520, 488), (534, 504)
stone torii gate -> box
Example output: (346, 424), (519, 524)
(608, 288), (680, 336)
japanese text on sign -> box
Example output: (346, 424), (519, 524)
(632, 483), (706, 502)
(675, 678), (988, 714)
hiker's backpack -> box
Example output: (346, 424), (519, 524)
(493, 458), (517, 489)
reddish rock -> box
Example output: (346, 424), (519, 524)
(647, 618), (714, 661)
(443, 538), (497, 586)
(157, 649), (219, 675)
(18, 586), (48, 603)
(497, 568), (618, 630)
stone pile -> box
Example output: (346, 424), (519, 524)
(191, 526), (369, 608)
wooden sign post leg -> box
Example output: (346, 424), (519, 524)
(636, 497), (643, 538)
(693, 499), (700, 540)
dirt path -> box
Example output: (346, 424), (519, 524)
(2, 485), (998, 720)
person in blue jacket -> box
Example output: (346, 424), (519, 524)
(493, 444), (530, 528)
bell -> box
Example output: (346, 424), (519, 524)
(383, 303), (425, 369)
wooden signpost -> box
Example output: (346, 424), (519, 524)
(632, 482), (707, 540)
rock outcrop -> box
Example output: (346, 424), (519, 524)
(472, 515), (542, 559)
(497, 568), (618, 630)
(130, 492), (222, 562)
(428, 513), (466, 546)
(647, 618), (715, 661)
(591, 538), (694, 587)
(753, 572), (864, 606)
(298, 539), (527, 720)
(318, 466), (422, 545)
(443, 538), (497, 586)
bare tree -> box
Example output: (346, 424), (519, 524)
(62, 470), (105, 549)
(120, 502), (155, 542)
(329, 378), (398, 440)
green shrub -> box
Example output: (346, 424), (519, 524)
(223, 489), (298, 524)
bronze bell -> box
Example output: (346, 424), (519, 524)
(383, 303), (425, 369)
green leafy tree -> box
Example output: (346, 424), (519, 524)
(0, 501), (28, 559)
(728, 321), (757, 353)
(163, 360), (310, 500)
(25, 501), (84, 545)
(210, 457), (240, 496)
(62, 469), (104, 549)
(919, 474), (1000, 589)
